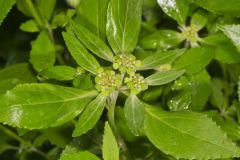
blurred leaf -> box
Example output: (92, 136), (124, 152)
(73, 95), (106, 137)
(103, 122), (119, 160)
(146, 69), (185, 86)
(39, 65), (76, 81)
(30, 31), (56, 72)
(173, 47), (215, 75)
(124, 94), (145, 136)
(0, 83), (97, 129)
(145, 107), (240, 159)
(157, 0), (189, 25)
(35, 0), (56, 21)
(190, 10), (208, 30)
(63, 32), (100, 74)
(106, 0), (142, 53)
(0, 0), (15, 26)
(20, 20), (39, 32)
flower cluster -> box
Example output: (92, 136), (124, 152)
(181, 26), (200, 46)
(113, 54), (141, 75)
(124, 74), (148, 94)
(95, 68), (122, 96)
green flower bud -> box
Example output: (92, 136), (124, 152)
(124, 73), (148, 94)
(75, 66), (85, 76)
(181, 26), (200, 46)
(113, 54), (141, 75)
(95, 69), (122, 96)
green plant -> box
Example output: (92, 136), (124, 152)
(1, 0), (240, 159)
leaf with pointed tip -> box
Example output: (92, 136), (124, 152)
(157, 0), (189, 25)
(146, 69), (185, 86)
(220, 25), (240, 52)
(145, 107), (240, 159)
(106, 0), (142, 54)
(39, 65), (76, 81)
(0, 83), (98, 129)
(77, 0), (109, 40)
(103, 122), (119, 160)
(30, 32), (56, 72)
(139, 49), (185, 70)
(124, 94), (145, 136)
(20, 20), (39, 33)
(63, 32), (100, 74)
(71, 21), (114, 61)
(0, 0), (15, 26)
(73, 95), (106, 137)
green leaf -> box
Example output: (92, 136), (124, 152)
(190, 10), (208, 30)
(77, 0), (109, 40)
(193, 0), (240, 16)
(71, 21), (114, 61)
(39, 65), (76, 81)
(0, 0), (15, 26)
(124, 94), (145, 136)
(202, 33), (240, 64)
(35, 0), (56, 20)
(30, 31), (56, 72)
(60, 148), (100, 160)
(173, 47), (215, 75)
(0, 83), (98, 129)
(73, 95), (106, 137)
(145, 107), (240, 159)
(20, 20), (39, 32)
(139, 49), (185, 70)
(103, 122), (119, 160)
(146, 69), (185, 86)
(63, 32), (100, 74)
(16, 0), (31, 16)
(220, 25), (240, 52)
(106, 0), (142, 54)
(139, 30), (183, 50)
(0, 63), (36, 94)
(157, 0), (189, 25)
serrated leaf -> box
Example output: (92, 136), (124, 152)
(145, 107), (240, 159)
(63, 32), (100, 74)
(73, 95), (106, 137)
(0, 83), (98, 129)
(173, 47), (215, 75)
(59, 151), (100, 160)
(0, 0), (15, 26)
(30, 31), (56, 72)
(103, 122), (119, 160)
(20, 20), (39, 32)
(124, 94), (145, 136)
(139, 49), (185, 70)
(77, 0), (109, 40)
(106, 0), (142, 54)
(157, 0), (189, 25)
(146, 69), (185, 86)
(220, 25), (240, 52)
(71, 21), (114, 61)
(39, 65), (76, 81)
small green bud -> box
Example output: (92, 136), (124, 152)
(75, 66), (85, 76)
(95, 69), (122, 96)
(124, 73), (148, 94)
(113, 54), (141, 75)
(181, 26), (200, 46)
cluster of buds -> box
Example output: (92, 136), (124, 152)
(181, 26), (200, 46)
(95, 68), (122, 96)
(124, 74), (148, 94)
(113, 54), (141, 75)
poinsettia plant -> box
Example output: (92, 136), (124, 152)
(1, 0), (240, 159)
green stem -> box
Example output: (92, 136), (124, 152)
(0, 125), (30, 146)
(107, 91), (133, 160)
(26, 0), (43, 28)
